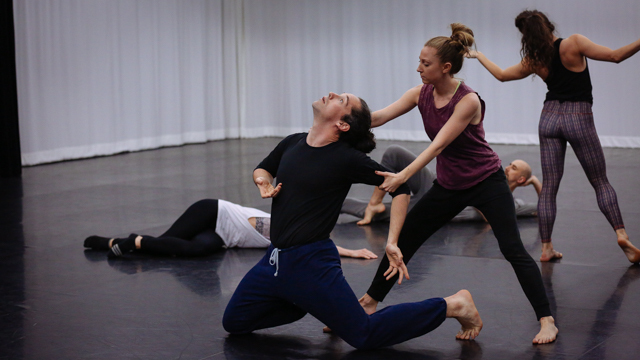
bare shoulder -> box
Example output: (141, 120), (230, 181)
(407, 84), (423, 97)
(400, 85), (423, 105)
(459, 92), (480, 107)
(564, 34), (599, 55)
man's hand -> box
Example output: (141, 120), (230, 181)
(255, 177), (282, 198)
(383, 243), (410, 284)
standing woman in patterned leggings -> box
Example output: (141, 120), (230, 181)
(467, 9), (640, 263)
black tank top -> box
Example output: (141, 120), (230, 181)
(544, 38), (593, 104)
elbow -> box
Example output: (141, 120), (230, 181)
(609, 51), (626, 63)
(494, 74), (510, 82)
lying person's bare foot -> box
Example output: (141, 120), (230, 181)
(445, 290), (482, 340)
(323, 294), (379, 333)
(356, 202), (386, 226)
(533, 316), (558, 344)
(540, 242), (563, 262)
(616, 229), (640, 264)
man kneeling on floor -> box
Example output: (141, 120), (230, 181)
(222, 92), (482, 349)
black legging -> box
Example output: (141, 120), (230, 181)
(137, 199), (225, 257)
(367, 169), (552, 320)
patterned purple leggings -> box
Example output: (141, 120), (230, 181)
(538, 101), (624, 242)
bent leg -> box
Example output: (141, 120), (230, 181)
(280, 240), (447, 349)
(381, 145), (435, 198)
(139, 229), (225, 257)
(160, 199), (219, 239)
(223, 249), (307, 333)
(564, 112), (624, 230)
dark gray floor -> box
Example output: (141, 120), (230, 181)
(2, 138), (640, 360)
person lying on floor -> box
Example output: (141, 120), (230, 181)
(342, 145), (541, 225)
(83, 198), (377, 260)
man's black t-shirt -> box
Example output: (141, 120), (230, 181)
(257, 133), (410, 249)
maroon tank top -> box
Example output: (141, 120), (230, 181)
(418, 82), (501, 190)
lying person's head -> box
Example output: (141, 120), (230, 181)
(505, 159), (532, 185)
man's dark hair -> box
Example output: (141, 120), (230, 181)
(339, 98), (376, 153)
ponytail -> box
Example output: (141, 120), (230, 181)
(339, 98), (376, 153)
(515, 10), (555, 71)
(425, 23), (475, 75)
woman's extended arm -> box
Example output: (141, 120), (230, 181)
(572, 34), (640, 63)
(371, 85), (421, 128)
(383, 193), (410, 284)
(376, 93), (481, 192)
(466, 50), (533, 82)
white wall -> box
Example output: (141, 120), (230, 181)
(14, 0), (640, 165)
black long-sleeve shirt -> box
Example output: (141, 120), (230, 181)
(257, 133), (410, 248)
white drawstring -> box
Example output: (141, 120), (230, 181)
(269, 248), (281, 276)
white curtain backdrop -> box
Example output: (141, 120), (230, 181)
(14, 0), (640, 165)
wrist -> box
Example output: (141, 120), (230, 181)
(398, 170), (410, 184)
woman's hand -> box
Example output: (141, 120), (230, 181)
(375, 170), (407, 193)
(255, 177), (282, 198)
(465, 49), (479, 58)
(383, 243), (410, 284)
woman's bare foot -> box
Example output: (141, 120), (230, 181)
(445, 290), (483, 340)
(532, 316), (558, 344)
(356, 202), (386, 226)
(323, 294), (379, 333)
(358, 293), (379, 314)
(616, 229), (640, 263)
(540, 242), (563, 262)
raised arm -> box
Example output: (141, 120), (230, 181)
(371, 85), (421, 128)
(377, 93), (481, 192)
(524, 175), (542, 196)
(466, 50), (533, 82)
(253, 168), (282, 198)
(572, 34), (640, 63)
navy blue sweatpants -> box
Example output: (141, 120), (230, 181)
(223, 239), (446, 350)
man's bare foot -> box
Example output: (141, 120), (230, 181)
(616, 229), (640, 263)
(540, 242), (563, 262)
(533, 316), (558, 344)
(444, 290), (482, 340)
(323, 294), (379, 333)
(356, 202), (386, 226)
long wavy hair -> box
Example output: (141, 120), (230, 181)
(339, 98), (376, 153)
(515, 10), (556, 71)
(425, 23), (475, 76)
